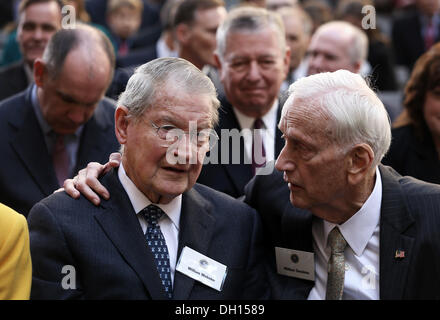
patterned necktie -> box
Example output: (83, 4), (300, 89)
(326, 227), (347, 300)
(52, 134), (70, 187)
(141, 204), (173, 299)
(252, 118), (266, 175)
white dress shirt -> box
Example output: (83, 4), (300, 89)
(308, 167), (382, 300)
(118, 162), (181, 285)
(232, 100), (278, 164)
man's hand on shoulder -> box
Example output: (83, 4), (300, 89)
(62, 153), (122, 205)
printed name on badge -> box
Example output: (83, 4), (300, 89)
(176, 246), (228, 291)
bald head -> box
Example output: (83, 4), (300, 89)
(306, 20), (368, 75)
(41, 24), (115, 82)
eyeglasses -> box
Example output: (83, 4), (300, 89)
(150, 121), (219, 148)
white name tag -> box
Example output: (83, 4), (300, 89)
(176, 246), (227, 291)
(275, 247), (315, 281)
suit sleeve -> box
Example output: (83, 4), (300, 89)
(28, 202), (84, 299)
(0, 209), (32, 300)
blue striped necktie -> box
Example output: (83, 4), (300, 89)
(141, 204), (173, 299)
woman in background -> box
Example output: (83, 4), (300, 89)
(383, 42), (440, 184)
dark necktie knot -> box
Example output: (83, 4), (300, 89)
(253, 118), (264, 129)
(141, 204), (165, 226)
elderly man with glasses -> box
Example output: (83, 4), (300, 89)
(28, 57), (270, 300)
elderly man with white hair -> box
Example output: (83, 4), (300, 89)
(245, 70), (440, 300)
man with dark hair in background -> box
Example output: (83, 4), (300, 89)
(0, 0), (62, 101)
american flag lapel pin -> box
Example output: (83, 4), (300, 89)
(395, 250), (405, 259)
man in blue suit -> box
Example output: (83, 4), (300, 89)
(245, 70), (440, 299)
(0, 25), (119, 216)
(28, 57), (269, 300)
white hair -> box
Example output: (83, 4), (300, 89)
(118, 57), (220, 126)
(286, 69), (391, 168)
(215, 6), (286, 61)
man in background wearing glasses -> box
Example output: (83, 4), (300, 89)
(28, 57), (270, 300)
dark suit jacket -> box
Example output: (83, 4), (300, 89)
(0, 61), (30, 102)
(244, 165), (440, 299)
(382, 124), (440, 184)
(116, 45), (158, 69)
(0, 87), (120, 216)
(392, 9), (440, 70)
(28, 168), (270, 300)
(197, 97), (285, 198)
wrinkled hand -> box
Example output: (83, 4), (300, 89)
(63, 153), (122, 205)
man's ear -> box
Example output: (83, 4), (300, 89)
(33, 59), (46, 87)
(352, 60), (362, 74)
(115, 106), (130, 145)
(347, 143), (374, 185)
(175, 23), (190, 45)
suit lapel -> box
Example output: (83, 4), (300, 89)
(378, 165), (415, 299)
(217, 100), (253, 194)
(94, 169), (168, 300)
(9, 88), (59, 195)
(172, 187), (216, 300)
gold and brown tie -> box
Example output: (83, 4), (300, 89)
(326, 227), (347, 300)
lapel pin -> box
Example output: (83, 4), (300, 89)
(395, 250), (405, 260)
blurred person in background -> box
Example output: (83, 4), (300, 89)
(106, 0), (143, 57)
(276, 5), (313, 90)
(392, 0), (440, 72)
(337, 0), (398, 91)
(383, 42), (440, 184)
(0, 0), (62, 101)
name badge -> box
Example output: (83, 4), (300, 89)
(176, 246), (227, 291)
(275, 247), (315, 281)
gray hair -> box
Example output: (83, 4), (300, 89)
(315, 20), (368, 64)
(42, 23), (115, 81)
(286, 70), (391, 168)
(118, 57), (220, 126)
(215, 6), (286, 60)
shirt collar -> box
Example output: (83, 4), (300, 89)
(118, 162), (181, 230)
(323, 166), (382, 256)
(232, 99), (279, 130)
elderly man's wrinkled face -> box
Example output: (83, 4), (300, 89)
(218, 26), (290, 118)
(17, 1), (62, 67)
(119, 85), (214, 204)
(275, 99), (349, 215)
